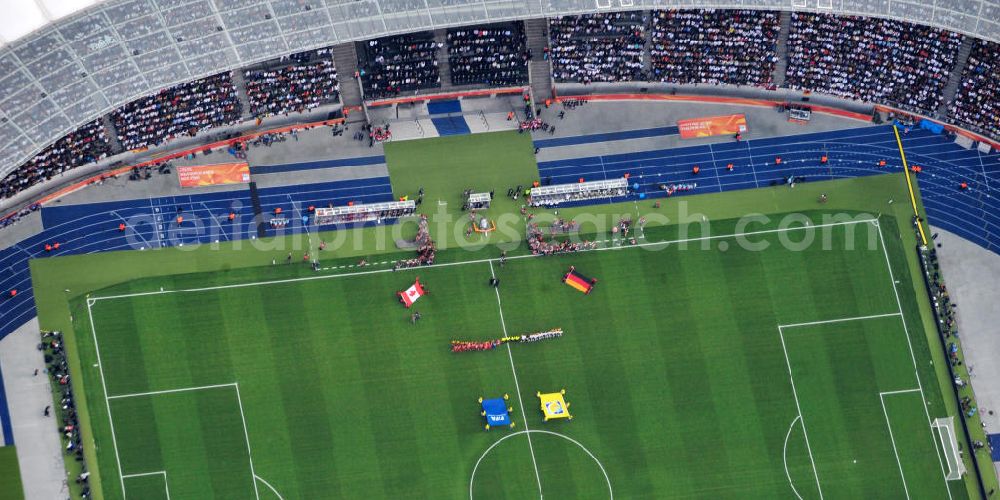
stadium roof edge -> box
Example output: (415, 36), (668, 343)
(1, 0), (998, 179)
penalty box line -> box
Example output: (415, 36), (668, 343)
(121, 471), (170, 500)
(87, 218), (879, 303)
(777, 312), (907, 500)
(87, 299), (262, 500)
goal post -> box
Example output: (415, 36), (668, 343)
(932, 417), (966, 480)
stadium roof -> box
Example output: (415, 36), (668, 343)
(1, 0), (999, 180)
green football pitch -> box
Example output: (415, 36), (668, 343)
(68, 214), (967, 499)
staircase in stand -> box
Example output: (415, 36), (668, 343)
(524, 18), (552, 103)
(229, 68), (253, 120)
(938, 36), (976, 118)
(100, 114), (124, 155)
(772, 10), (792, 88)
(332, 42), (366, 123)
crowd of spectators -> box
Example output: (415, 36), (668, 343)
(549, 12), (647, 83)
(359, 33), (441, 100)
(0, 120), (111, 200)
(447, 22), (529, 87)
(949, 39), (1000, 140)
(650, 9), (779, 87)
(243, 49), (340, 118)
(111, 72), (242, 151)
(785, 13), (963, 114)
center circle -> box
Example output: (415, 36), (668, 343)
(468, 429), (613, 499)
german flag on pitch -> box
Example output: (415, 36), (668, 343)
(563, 267), (596, 294)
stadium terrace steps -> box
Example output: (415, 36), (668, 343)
(100, 115), (124, 155)
(524, 18), (552, 102)
(642, 16), (653, 76)
(332, 42), (364, 116)
(940, 36), (976, 117)
(773, 11), (792, 88)
(434, 29), (453, 90)
(230, 69), (253, 120)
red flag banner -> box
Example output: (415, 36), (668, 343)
(677, 114), (748, 139)
(177, 162), (250, 188)
(399, 279), (425, 308)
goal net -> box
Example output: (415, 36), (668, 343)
(932, 417), (966, 480)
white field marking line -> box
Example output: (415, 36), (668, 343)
(469, 429), (612, 500)
(89, 218), (878, 302)
(707, 143), (723, 192)
(121, 470), (165, 479)
(778, 312), (902, 330)
(777, 326), (825, 500)
(235, 384), (262, 500)
(107, 382), (237, 399)
(488, 260), (543, 499)
(255, 475), (285, 500)
(86, 299), (128, 499)
(875, 221), (953, 499)
(122, 471), (170, 500)
(744, 138), (760, 188)
(148, 197), (164, 248)
(880, 388), (922, 397)
(782, 416), (805, 500)
(879, 392), (912, 499)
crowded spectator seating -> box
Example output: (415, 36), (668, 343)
(0, 120), (111, 200)
(359, 33), (441, 100)
(111, 72), (242, 151)
(949, 38), (1000, 140)
(650, 9), (779, 87)
(549, 12), (647, 83)
(786, 13), (963, 115)
(244, 48), (340, 118)
(447, 22), (529, 87)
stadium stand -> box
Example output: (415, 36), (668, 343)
(110, 72), (242, 151)
(243, 48), (340, 118)
(446, 22), (529, 87)
(949, 38), (1000, 140)
(650, 9), (780, 87)
(0, 120), (110, 200)
(549, 12), (647, 83)
(785, 13), (964, 115)
(358, 33), (441, 100)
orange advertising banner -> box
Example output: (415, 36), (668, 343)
(677, 114), (748, 139)
(177, 162), (250, 188)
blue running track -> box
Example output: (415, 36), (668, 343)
(534, 126), (679, 148)
(538, 125), (999, 251)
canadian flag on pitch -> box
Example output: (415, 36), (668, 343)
(400, 278), (425, 308)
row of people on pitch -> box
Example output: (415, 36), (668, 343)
(785, 13), (963, 115)
(650, 9), (780, 87)
(358, 33), (441, 100)
(243, 50), (340, 118)
(111, 72), (242, 151)
(447, 22), (529, 87)
(548, 12), (647, 83)
(527, 223), (598, 255)
(0, 119), (111, 200)
(40, 330), (93, 496)
(949, 38), (1000, 141)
